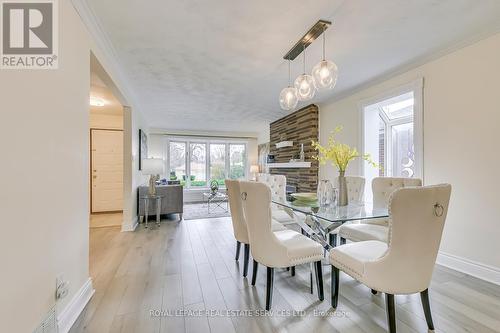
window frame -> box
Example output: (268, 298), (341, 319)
(358, 78), (424, 181)
(164, 136), (248, 190)
(379, 108), (414, 177)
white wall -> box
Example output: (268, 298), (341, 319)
(0, 1), (91, 331)
(257, 125), (270, 144)
(318, 32), (500, 281)
(122, 106), (149, 230)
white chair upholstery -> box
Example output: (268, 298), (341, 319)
(225, 179), (286, 278)
(256, 173), (295, 224)
(256, 173), (287, 201)
(239, 181), (325, 310)
(338, 177), (422, 243)
(329, 184), (452, 333)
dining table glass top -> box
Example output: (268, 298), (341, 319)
(272, 200), (389, 223)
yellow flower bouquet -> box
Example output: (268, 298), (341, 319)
(312, 126), (377, 172)
(312, 126), (378, 205)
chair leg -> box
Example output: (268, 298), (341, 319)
(309, 262), (314, 294)
(251, 260), (258, 286)
(420, 289), (435, 330)
(243, 244), (250, 277)
(331, 265), (339, 308)
(340, 237), (346, 245)
(291, 266), (295, 276)
(385, 293), (396, 333)
(266, 267), (275, 310)
(371, 289), (378, 295)
(329, 233), (337, 247)
(235, 241), (241, 261)
(314, 261), (324, 301)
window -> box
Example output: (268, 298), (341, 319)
(377, 91), (415, 178)
(190, 143), (207, 187)
(169, 142), (186, 185)
(229, 144), (246, 179)
(361, 80), (423, 201)
(166, 138), (247, 189)
(210, 144), (226, 185)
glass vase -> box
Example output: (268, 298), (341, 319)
(317, 179), (334, 207)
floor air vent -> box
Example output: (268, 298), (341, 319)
(33, 306), (57, 333)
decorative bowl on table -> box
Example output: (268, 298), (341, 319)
(290, 193), (318, 206)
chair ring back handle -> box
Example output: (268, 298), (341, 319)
(434, 203), (444, 217)
(241, 192), (247, 201)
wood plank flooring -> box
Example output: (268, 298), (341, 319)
(90, 212), (123, 228)
(70, 217), (500, 333)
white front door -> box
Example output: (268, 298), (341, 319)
(91, 129), (123, 213)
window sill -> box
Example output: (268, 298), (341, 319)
(183, 187), (226, 192)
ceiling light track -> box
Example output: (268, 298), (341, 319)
(283, 20), (332, 60)
(279, 19), (338, 111)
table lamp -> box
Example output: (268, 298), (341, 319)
(250, 165), (259, 181)
(142, 158), (164, 195)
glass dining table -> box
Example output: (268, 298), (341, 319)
(272, 199), (389, 250)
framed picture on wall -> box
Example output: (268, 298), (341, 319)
(139, 129), (148, 170)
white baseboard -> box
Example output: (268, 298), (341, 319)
(436, 251), (500, 286)
(57, 278), (95, 333)
(121, 216), (138, 232)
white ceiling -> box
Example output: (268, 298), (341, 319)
(86, 0), (500, 133)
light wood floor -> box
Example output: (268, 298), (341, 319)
(71, 217), (500, 333)
(90, 212), (123, 228)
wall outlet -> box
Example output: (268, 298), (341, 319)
(55, 275), (69, 300)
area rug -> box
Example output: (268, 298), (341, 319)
(183, 202), (231, 220)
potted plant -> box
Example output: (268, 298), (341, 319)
(312, 126), (378, 206)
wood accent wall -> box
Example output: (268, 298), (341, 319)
(269, 104), (319, 193)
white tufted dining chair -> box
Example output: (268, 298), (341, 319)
(330, 184), (451, 333)
(225, 179), (286, 278)
(333, 175), (365, 203)
(256, 173), (295, 224)
(239, 181), (325, 310)
(338, 177), (422, 244)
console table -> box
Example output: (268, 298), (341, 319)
(137, 185), (183, 222)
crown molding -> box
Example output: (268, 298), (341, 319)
(320, 25), (500, 106)
(71, 0), (143, 115)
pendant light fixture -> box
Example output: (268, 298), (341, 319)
(294, 46), (316, 101)
(279, 20), (335, 109)
(312, 27), (338, 90)
(279, 60), (298, 111)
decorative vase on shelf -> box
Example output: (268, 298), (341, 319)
(299, 144), (305, 162)
(338, 170), (348, 206)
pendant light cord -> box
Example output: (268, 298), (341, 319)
(322, 26), (326, 60)
(288, 60), (291, 86)
(303, 45), (306, 74)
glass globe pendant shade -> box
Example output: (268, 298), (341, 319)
(312, 59), (338, 89)
(294, 74), (316, 101)
(279, 86), (298, 110)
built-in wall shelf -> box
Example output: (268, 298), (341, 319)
(268, 162), (311, 168)
(275, 141), (293, 149)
